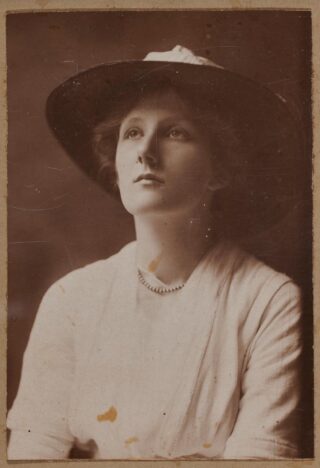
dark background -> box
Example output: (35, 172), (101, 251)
(7, 10), (313, 457)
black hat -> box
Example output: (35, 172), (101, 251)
(46, 45), (306, 237)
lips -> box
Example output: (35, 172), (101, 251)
(134, 173), (164, 183)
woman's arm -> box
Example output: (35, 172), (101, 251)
(223, 280), (303, 459)
(7, 280), (76, 459)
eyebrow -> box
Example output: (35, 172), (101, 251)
(121, 116), (144, 126)
(121, 115), (197, 127)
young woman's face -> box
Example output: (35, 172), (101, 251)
(115, 90), (219, 218)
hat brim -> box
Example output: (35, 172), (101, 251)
(46, 60), (307, 237)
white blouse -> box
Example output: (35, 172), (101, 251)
(7, 241), (302, 460)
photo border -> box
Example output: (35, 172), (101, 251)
(0, 1), (318, 467)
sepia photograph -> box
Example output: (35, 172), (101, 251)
(5, 7), (314, 461)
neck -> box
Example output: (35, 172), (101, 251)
(134, 211), (215, 286)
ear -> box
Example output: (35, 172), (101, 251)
(207, 156), (231, 192)
(207, 174), (229, 192)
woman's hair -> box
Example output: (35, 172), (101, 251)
(91, 79), (242, 200)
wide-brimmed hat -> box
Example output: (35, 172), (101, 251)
(46, 45), (306, 237)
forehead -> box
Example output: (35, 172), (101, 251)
(122, 89), (193, 121)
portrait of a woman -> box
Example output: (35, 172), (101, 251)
(6, 11), (313, 461)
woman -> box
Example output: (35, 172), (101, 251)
(7, 45), (304, 460)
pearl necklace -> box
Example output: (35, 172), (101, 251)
(137, 268), (185, 295)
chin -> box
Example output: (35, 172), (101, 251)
(119, 189), (203, 218)
(122, 201), (168, 217)
(122, 200), (199, 220)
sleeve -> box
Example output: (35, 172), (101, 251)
(7, 280), (76, 460)
(223, 280), (303, 459)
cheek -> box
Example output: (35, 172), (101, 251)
(172, 149), (213, 187)
(115, 146), (130, 182)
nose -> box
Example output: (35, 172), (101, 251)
(137, 132), (159, 168)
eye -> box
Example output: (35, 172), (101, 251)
(167, 127), (190, 140)
(124, 127), (143, 140)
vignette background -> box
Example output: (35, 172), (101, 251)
(6, 10), (313, 457)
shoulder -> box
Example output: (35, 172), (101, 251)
(39, 241), (136, 312)
(52, 241), (135, 291)
(217, 242), (301, 328)
(221, 241), (300, 298)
